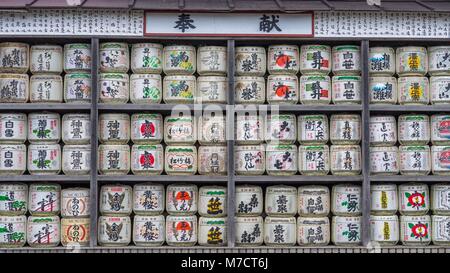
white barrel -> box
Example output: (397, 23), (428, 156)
(0, 144), (26, 175)
(369, 76), (397, 104)
(0, 74), (29, 103)
(298, 145), (330, 175)
(164, 145), (197, 175)
(431, 114), (450, 145)
(28, 112), (60, 144)
(0, 42), (29, 73)
(299, 75), (331, 104)
(297, 217), (330, 246)
(99, 42), (129, 73)
(396, 46), (428, 76)
(331, 184), (361, 216)
(369, 115), (397, 146)
(297, 185), (330, 217)
(62, 145), (90, 175)
(29, 74), (62, 103)
(133, 215), (165, 246)
(431, 184), (450, 215)
(166, 215), (197, 246)
(432, 146), (450, 175)
(61, 217), (90, 247)
(235, 216), (263, 246)
(133, 183), (164, 215)
(197, 46), (227, 76)
(234, 76), (265, 104)
(0, 215), (26, 247)
(196, 76), (227, 104)
(27, 216), (60, 247)
(369, 146), (399, 175)
(400, 215), (431, 246)
(265, 185), (297, 216)
(432, 215), (450, 245)
(264, 216), (296, 246)
(131, 113), (163, 144)
(428, 46), (450, 76)
(0, 113), (27, 144)
(164, 114), (196, 145)
(267, 45), (299, 75)
(398, 76), (429, 105)
(235, 145), (265, 175)
(371, 183), (398, 215)
(131, 43), (163, 74)
(98, 144), (130, 175)
(267, 75), (298, 104)
(297, 114), (329, 144)
(99, 113), (130, 144)
(30, 45), (63, 74)
(198, 114), (226, 145)
(235, 113), (264, 144)
(198, 217), (227, 246)
(27, 144), (61, 175)
(399, 145), (431, 175)
(99, 184), (132, 216)
(163, 45), (196, 75)
(163, 75), (196, 104)
(265, 114), (296, 144)
(28, 183), (60, 216)
(131, 144), (164, 175)
(198, 146), (227, 175)
(98, 73), (129, 104)
(266, 144), (298, 176)
(198, 186), (227, 217)
(61, 188), (90, 217)
(332, 45), (361, 75)
(330, 114), (361, 145)
(236, 185), (263, 216)
(369, 47), (395, 75)
(330, 145), (361, 175)
(332, 76), (361, 104)
(331, 216), (361, 246)
(166, 184), (198, 215)
(235, 47), (266, 76)
(98, 216), (131, 246)
(62, 113), (91, 145)
(398, 114), (430, 145)
(300, 45), (331, 75)
(398, 183), (429, 216)
(0, 183), (27, 216)
(370, 215), (399, 245)
(64, 43), (91, 73)
(430, 76), (450, 104)
(130, 74), (162, 104)
(64, 73), (92, 103)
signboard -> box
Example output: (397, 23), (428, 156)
(144, 12), (314, 37)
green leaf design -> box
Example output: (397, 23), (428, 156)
(411, 232), (415, 237)
(341, 201), (348, 206)
(405, 192), (411, 198)
(408, 223), (415, 229)
(407, 203), (412, 207)
(422, 203), (426, 207)
(422, 192), (425, 197)
(0, 195), (10, 201)
(342, 231), (348, 236)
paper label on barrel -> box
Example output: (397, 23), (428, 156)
(62, 222), (89, 246)
(0, 219), (26, 245)
(300, 77), (330, 102)
(132, 147), (163, 172)
(29, 118), (59, 141)
(30, 187), (60, 214)
(235, 79), (264, 103)
(235, 149), (264, 173)
(200, 118), (226, 143)
(199, 50), (226, 74)
(331, 148), (361, 173)
(333, 219), (361, 243)
(369, 119), (396, 144)
(63, 148), (90, 173)
(132, 116), (162, 142)
(100, 118), (129, 142)
(370, 79), (396, 102)
(236, 191), (263, 214)
(399, 188), (429, 213)
(29, 147), (60, 172)
(268, 77), (298, 102)
(100, 77), (128, 101)
(99, 148), (129, 172)
(28, 219), (60, 245)
(297, 220), (329, 245)
(370, 150), (398, 174)
(267, 149), (297, 172)
(433, 116), (450, 141)
(166, 119), (194, 142)
(100, 47), (128, 71)
(236, 221), (263, 244)
(400, 148), (430, 173)
(199, 150), (226, 174)
(434, 188), (450, 210)
(236, 117), (263, 142)
(167, 219), (197, 243)
(199, 191), (226, 216)
(369, 50), (394, 74)
(0, 77), (28, 102)
(300, 46), (330, 72)
(63, 117), (90, 143)
(0, 46), (28, 70)
(62, 196), (89, 217)
(332, 77), (361, 102)
(299, 116), (328, 143)
(165, 50), (195, 73)
(101, 187), (131, 214)
(331, 120), (360, 142)
(268, 46), (299, 73)
(266, 117), (296, 142)
(30, 77), (62, 102)
(431, 78), (450, 102)
(134, 189), (163, 212)
(433, 217), (450, 241)
(0, 116), (26, 141)
(31, 48), (62, 73)
(0, 147), (26, 172)
(99, 217), (131, 244)
(198, 79), (227, 103)
(398, 51), (427, 74)
(398, 77), (429, 103)
(134, 218), (164, 243)
(332, 47), (360, 72)
(298, 190), (330, 215)
(0, 190), (27, 213)
(131, 76), (161, 102)
(371, 190), (397, 212)
(401, 217), (431, 243)
(167, 190), (196, 213)
(65, 74), (91, 101)
(433, 147), (450, 171)
(266, 191), (296, 215)
(166, 152), (195, 172)
(333, 190), (361, 214)
(165, 79), (194, 101)
(265, 222), (296, 244)
(370, 219), (399, 242)
(235, 49), (265, 75)
(132, 46), (162, 72)
(299, 146), (329, 173)
(65, 45), (91, 71)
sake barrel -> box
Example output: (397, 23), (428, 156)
(99, 113), (130, 145)
(61, 188), (90, 217)
(400, 215), (431, 246)
(164, 114), (196, 145)
(264, 216), (296, 246)
(131, 43), (163, 74)
(431, 146), (450, 175)
(29, 75), (63, 103)
(431, 215), (450, 245)
(198, 146), (227, 175)
(330, 114), (361, 145)
(197, 46), (227, 76)
(0, 74), (29, 103)
(64, 43), (91, 73)
(331, 76), (361, 104)
(430, 76), (450, 104)
(235, 216), (264, 246)
(234, 76), (265, 104)
(130, 74), (162, 104)
(62, 113), (91, 145)
(133, 215), (165, 246)
(235, 113), (264, 144)
(396, 46), (428, 76)
(298, 145), (330, 175)
(234, 145), (265, 175)
(198, 186), (227, 217)
(196, 76), (227, 104)
(332, 45), (361, 75)
(98, 73), (129, 104)
(297, 217), (330, 246)
(431, 114), (450, 145)
(30, 45), (63, 74)
(235, 47), (266, 76)
(331, 216), (361, 246)
(0, 144), (26, 175)
(99, 42), (129, 73)
(164, 145), (197, 175)
(133, 183), (164, 215)
(166, 215), (197, 246)
(369, 76), (398, 104)
(166, 184), (198, 215)
(297, 185), (330, 217)
(399, 145), (431, 175)
(369, 146), (399, 175)
(398, 183), (429, 216)
(369, 115), (397, 146)
(28, 112), (60, 144)
(297, 114), (329, 144)
(431, 184), (450, 215)
(163, 45), (196, 75)
(266, 144), (298, 176)
(198, 217), (227, 246)
(0, 113), (27, 144)
(98, 144), (130, 175)
(98, 216), (131, 246)
(0, 215), (26, 247)
(369, 47), (395, 76)
(236, 185), (263, 216)
(0, 42), (29, 73)
(265, 185), (297, 216)
(27, 144), (61, 175)
(299, 75), (331, 104)
(0, 183), (27, 216)
(330, 145), (361, 175)
(265, 114), (296, 144)
(370, 215), (399, 245)
(163, 75), (196, 104)
(64, 73), (92, 103)
(62, 145), (91, 175)
(300, 45), (331, 75)
(61, 217), (90, 247)
(131, 144), (164, 175)
(267, 45), (299, 75)
(266, 75), (298, 104)
(398, 76), (429, 105)
(331, 184), (361, 216)
(131, 113), (163, 144)
(371, 183), (398, 215)
(428, 46), (450, 76)
(398, 114), (430, 145)
(28, 183), (60, 216)
(27, 216), (60, 247)
(198, 113), (226, 145)
(99, 184), (132, 216)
